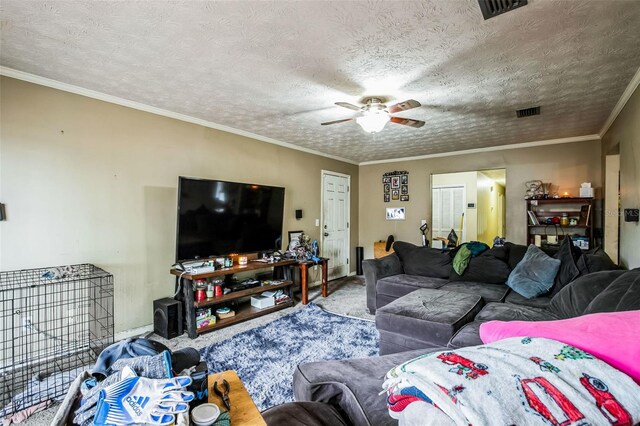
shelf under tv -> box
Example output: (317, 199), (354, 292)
(196, 300), (294, 334)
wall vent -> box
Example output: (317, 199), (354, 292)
(516, 106), (540, 118)
(478, 0), (528, 20)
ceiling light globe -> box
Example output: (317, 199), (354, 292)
(356, 113), (390, 133)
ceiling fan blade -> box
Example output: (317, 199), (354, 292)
(390, 116), (425, 128)
(335, 102), (362, 111)
(387, 99), (421, 114)
(321, 118), (353, 126)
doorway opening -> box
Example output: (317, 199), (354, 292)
(430, 169), (506, 246)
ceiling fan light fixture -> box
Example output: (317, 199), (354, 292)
(356, 112), (390, 133)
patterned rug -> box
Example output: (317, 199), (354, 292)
(199, 303), (379, 410)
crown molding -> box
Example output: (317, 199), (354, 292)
(0, 66), (359, 165)
(599, 66), (640, 137)
(359, 134), (601, 166)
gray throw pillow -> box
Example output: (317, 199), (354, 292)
(392, 241), (452, 279)
(576, 247), (618, 275)
(551, 236), (582, 296)
(506, 245), (561, 299)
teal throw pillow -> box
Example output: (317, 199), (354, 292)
(507, 244), (561, 299)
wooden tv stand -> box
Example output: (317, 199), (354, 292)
(170, 259), (296, 339)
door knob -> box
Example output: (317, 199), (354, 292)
(324, 232), (329, 237)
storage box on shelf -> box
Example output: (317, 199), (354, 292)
(170, 258), (296, 338)
(526, 197), (594, 252)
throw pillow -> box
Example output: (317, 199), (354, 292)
(548, 270), (627, 318)
(551, 236), (582, 296)
(584, 270), (640, 314)
(576, 247), (618, 275)
(392, 241), (452, 279)
(479, 310), (640, 383)
(504, 242), (528, 270)
(506, 245), (560, 299)
(449, 246), (511, 284)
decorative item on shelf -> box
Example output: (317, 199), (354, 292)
(524, 180), (543, 199)
(206, 283), (214, 299)
(569, 217), (578, 226)
(286, 232), (317, 261)
(541, 182), (552, 199)
(238, 256), (248, 266)
(561, 213), (569, 226)
(579, 182), (594, 198)
(383, 171), (409, 202)
(562, 191), (571, 198)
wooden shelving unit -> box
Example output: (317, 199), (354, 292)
(526, 197), (594, 252)
(170, 259), (296, 338)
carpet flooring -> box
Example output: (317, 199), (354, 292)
(19, 275), (371, 424)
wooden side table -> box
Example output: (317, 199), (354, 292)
(297, 258), (329, 304)
(208, 370), (265, 425)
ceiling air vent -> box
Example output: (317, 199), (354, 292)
(478, 0), (528, 20)
(516, 106), (540, 118)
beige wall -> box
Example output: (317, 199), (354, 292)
(601, 83), (640, 269)
(0, 77), (359, 332)
(359, 141), (602, 259)
(432, 171), (478, 241)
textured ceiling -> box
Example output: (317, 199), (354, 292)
(1, 1), (640, 163)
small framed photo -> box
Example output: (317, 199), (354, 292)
(400, 195), (410, 202)
(401, 184), (408, 195)
(382, 177), (391, 184)
(384, 194), (390, 202)
(386, 207), (405, 221)
(383, 184), (390, 193)
(288, 230), (303, 244)
(401, 175), (408, 184)
(391, 176), (400, 189)
(391, 189), (399, 200)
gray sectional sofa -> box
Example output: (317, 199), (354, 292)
(283, 239), (638, 426)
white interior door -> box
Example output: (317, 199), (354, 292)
(432, 185), (465, 241)
(322, 172), (349, 280)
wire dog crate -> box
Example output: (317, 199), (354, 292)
(0, 264), (114, 415)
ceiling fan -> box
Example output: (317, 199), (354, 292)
(321, 97), (425, 133)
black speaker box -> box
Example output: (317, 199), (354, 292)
(153, 298), (183, 339)
(295, 209), (303, 219)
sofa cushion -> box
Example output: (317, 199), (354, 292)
(504, 242), (528, 270)
(475, 302), (558, 322)
(376, 289), (483, 348)
(293, 347), (449, 426)
(377, 274), (447, 298)
(448, 322), (483, 348)
(506, 245), (560, 298)
(548, 270), (627, 318)
(440, 282), (509, 302)
(262, 402), (349, 426)
(551, 236), (582, 295)
(392, 241), (452, 279)
(448, 247), (511, 284)
(576, 247), (618, 275)
(504, 291), (552, 309)
(584, 270), (640, 314)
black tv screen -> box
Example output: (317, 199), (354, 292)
(176, 177), (285, 261)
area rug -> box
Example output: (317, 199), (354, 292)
(199, 303), (379, 410)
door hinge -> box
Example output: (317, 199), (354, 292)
(347, 186), (350, 192)
(347, 222), (349, 228)
(347, 258), (349, 264)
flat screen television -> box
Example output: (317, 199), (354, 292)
(176, 177), (285, 261)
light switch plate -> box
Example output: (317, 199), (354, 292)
(315, 219), (320, 226)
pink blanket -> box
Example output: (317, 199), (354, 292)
(479, 310), (640, 383)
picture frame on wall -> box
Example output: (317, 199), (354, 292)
(382, 177), (391, 184)
(386, 207), (405, 220)
(401, 184), (408, 195)
(391, 189), (399, 200)
(383, 184), (390, 193)
(384, 194), (390, 202)
(401, 174), (408, 184)
(400, 195), (409, 201)
(391, 176), (400, 189)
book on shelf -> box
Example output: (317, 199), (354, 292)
(578, 204), (591, 226)
(527, 211), (540, 225)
